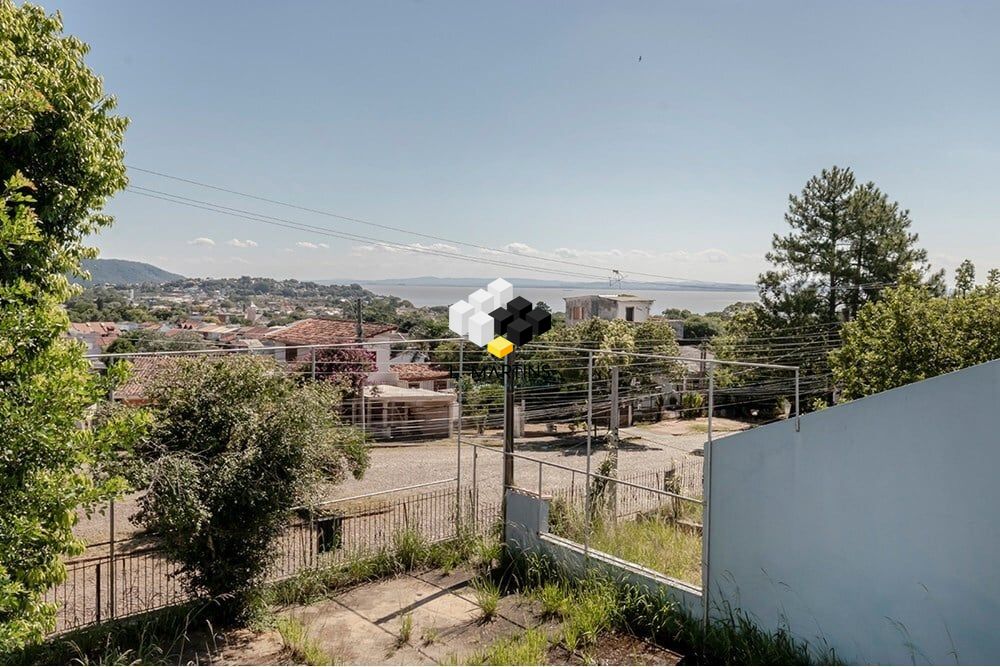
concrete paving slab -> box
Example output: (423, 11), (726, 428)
(333, 575), (446, 624)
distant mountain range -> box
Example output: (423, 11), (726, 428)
(319, 275), (756, 292)
(73, 259), (184, 285)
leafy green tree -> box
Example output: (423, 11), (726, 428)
(0, 2), (142, 651)
(761, 166), (936, 323)
(679, 314), (723, 339)
(830, 271), (1000, 400)
(104, 329), (204, 354)
(954, 259), (976, 295)
(715, 167), (940, 407)
(133, 356), (369, 619)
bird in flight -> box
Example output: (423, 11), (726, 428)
(638, 55), (642, 62)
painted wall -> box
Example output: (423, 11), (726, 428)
(708, 360), (1000, 664)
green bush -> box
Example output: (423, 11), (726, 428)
(132, 356), (369, 620)
(680, 391), (705, 419)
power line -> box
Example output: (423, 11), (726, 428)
(126, 165), (736, 288)
(126, 187), (607, 282)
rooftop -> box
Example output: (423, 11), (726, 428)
(391, 362), (451, 382)
(263, 318), (398, 346)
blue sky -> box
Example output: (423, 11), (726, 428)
(46, 0), (1000, 284)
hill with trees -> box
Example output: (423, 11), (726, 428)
(75, 258), (184, 285)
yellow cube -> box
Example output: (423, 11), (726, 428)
(487, 336), (514, 359)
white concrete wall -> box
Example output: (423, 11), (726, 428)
(708, 360), (1000, 664)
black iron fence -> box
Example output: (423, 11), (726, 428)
(48, 485), (501, 635)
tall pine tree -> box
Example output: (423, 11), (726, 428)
(760, 166), (937, 324)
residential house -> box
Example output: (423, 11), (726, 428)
(563, 294), (654, 326)
(67, 321), (120, 355)
(261, 318), (401, 369)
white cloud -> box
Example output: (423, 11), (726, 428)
(226, 238), (258, 248)
(187, 237), (215, 246)
(504, 242), (537, 255)
(318, 242), (330, 249)
(296, 241), (319, 249)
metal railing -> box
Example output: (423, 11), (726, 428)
(47, 482), (500, 634)
(470, 442), (705, 587)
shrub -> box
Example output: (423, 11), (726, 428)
(679, 391), (705, 419)
(133, 355), (369, 620)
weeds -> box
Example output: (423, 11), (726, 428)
(268, 530), (500, 607)
(398, 613), (414, 646)
(548, 499), (702, 585)
(465, 628), (549, 665)
(472, 577), (501, 621)
(561, 580), (616, 653)
(504, 552), (837, 665)
(420, 626), (440, 646)
(276, 616), (333, 665)
(5, 603), (213, 666)
(534, 582), (570, 619)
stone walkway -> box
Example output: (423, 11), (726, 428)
(213, 568), (557, 665)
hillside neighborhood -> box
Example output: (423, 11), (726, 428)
(4, 2), (1000, 666)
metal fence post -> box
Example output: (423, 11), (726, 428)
(109, 500), (116, 620)
(795, 367), (801, 432)
(95, 561), (102, 624)
(472, 444), (479, 533)
(456, 344), (463, 534)
(702, 365), (714, 634)
(584, 351), (593, 561)
(537, 460), (543, 534)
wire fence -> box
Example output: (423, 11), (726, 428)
(48, 484), (501, 635)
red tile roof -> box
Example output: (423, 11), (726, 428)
(69, 322), (118, 335)
(392, 363), (450, 382)
(113, 356), (184, 403)
(263, 318), (398, 346)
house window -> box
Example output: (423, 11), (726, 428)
(625, 306), (635, 322)
(433, 380), (448, 391)
(409, 382), (420, 389)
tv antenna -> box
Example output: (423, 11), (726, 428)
(609, 269), (625, 290)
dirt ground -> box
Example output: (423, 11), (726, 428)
(198, 567), (682, 665)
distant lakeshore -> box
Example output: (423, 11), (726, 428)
(359, 283), (758, 314)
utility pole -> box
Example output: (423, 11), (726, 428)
(503, 352), (515, 493)
(356, 297), (365, 435)
(607, 366), (620, 518)
(355, 297), (363, 343)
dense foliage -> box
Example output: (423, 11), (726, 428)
(309, 346), (376, 395)
(713, 166), (940, 407)
(533, 317), (682, 386)
(132, 356), (369, 617)
(0, 2), (144, 651)
(104, 329), (205, 354)
(65, 286), (157, 322)
(830, 268), (1000, 400)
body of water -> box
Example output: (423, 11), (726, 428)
(360, 284), (758, 314)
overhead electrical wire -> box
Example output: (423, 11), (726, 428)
(126, 166), (742, 288)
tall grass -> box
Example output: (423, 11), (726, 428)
(276, 616), (334, 665)
(504, 552), (838, 665)
(268, 529), (499, 606)
(3, 603), (215, 666)
(548, 497), (703, 585)
(463, 628), (549, 666)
